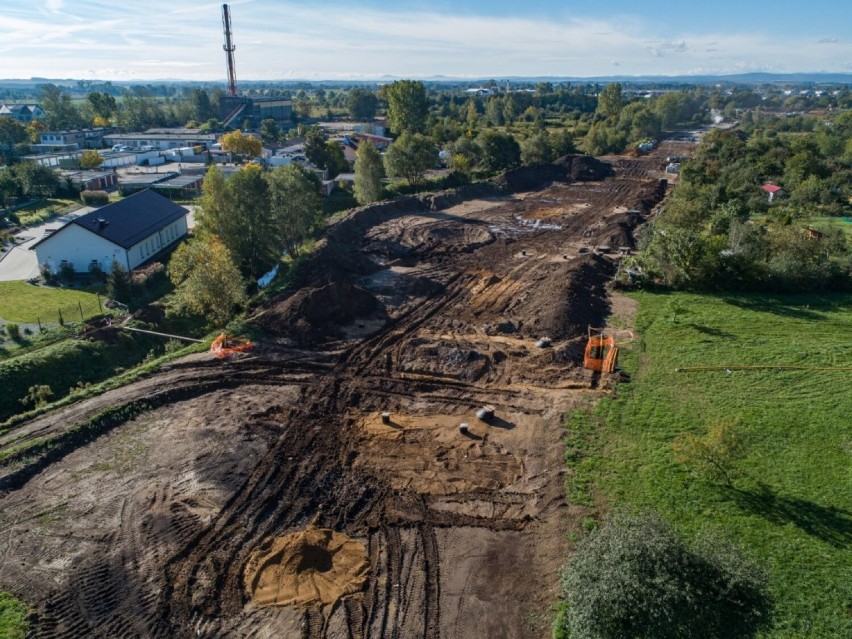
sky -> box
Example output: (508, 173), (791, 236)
(2, 0), (850, 81)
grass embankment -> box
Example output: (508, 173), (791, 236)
(0, 282), (103, 325)
(0, 331), (163, 425)
(569, 292), (852, 638)
(0, 591), (28, 638)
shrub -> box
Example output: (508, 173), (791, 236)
(107, 261), (132, 303)
(57, 261), (75, 283)
(80, 190), (110, 206)
(20, 384), (54, 408)
(557, 511), (771, 639)
(88, 261), (105, 282)
(5, 322), (21, 341)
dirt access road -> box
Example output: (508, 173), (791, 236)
(0, 142), (689, 638)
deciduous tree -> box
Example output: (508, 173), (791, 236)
(383, 80), (428, 135)
(354, 140), (384, 205)
(557, 511), (771, 639)
(266, 163), (323, 256)
(383, 132), (436, 188)
(220, 130), (262, 159)
(167, 235), (246, 326)
(196, 164), (275, 278)
(477, 130), (521, 172)
(347, 88), (379, 120)
(79, 150), (104, 170)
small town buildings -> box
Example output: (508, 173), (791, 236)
(219, 96), (293, 128)
(0, 103), (44, 122)
(761, 183), (785, 203)
(59, 169), (118, 192)
(104, 128), (217, 151)
(35, 127), (115, 152)
(32, 190), (188, 274)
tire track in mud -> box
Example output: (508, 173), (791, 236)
(5, 146), (685, 638)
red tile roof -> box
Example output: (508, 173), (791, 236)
(762, 184), (784, 194)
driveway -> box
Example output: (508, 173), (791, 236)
(0, 208), (93, 281)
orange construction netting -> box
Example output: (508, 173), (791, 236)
(210, 333), (253, 359)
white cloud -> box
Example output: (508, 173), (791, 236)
(2, 1), (850, 80)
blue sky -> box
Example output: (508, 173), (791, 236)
(2, 0), (850, 81)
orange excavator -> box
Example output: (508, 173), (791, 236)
(210, 332), (253, 359)
(583, 327), (619, 373)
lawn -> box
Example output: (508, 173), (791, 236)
(12, 198), (81, 227)
(811, 216), (852, 238)
(0, 281), (104, 324)
(0, 591), (28, 638)
(570, 292), (852, 638)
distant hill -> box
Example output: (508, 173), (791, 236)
(0, 72), (850, 90)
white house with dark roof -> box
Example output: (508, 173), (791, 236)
(32, 190), (188, 275)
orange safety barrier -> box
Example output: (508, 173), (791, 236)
(583, 328), (618, 373)
(210, 332), (253, 359)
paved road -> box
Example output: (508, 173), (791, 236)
(0, 208), (93, 281)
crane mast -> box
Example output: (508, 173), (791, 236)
(222, 4), (237, 97)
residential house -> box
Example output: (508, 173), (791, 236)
(761, 183), (785, 203)
(0, 104), (44, 123)
(32, 189), (188, 274)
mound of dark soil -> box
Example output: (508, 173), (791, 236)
(257, 282), (384, 342)
(553, 155), (616, 181)
(493, 155), (614, 193)
(508, 253), (616, 341)
(633, 178), (668, 214)
(493, 164), (568, 193)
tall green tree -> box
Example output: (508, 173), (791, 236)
(303, 126), (329, 168)
(39, 84), (82, 129)
(86, 92), (117, 122)
(266, 163), (323, 256)
(520, 131), (554, 166)
(0, 118), (29, 150)
(477, 130), (521, 172)
(260, 118), (281, 143)
(354, 140), (384, 205)
(13, 162), (59, 201)
(596, 82), (624, 120)
(383, 132), (436, 188)
(167, 235), (246, 326)
(383, 80), (429, 135)
(347, 88), (379, 120)
(196, 164), (276, 279)
(324, 141), (349, 179)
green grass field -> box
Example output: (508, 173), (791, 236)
(13, 199), (80, 227)
(0, 281), (103, 324)
(571, 292), (852, 638)
(0, 591), (28, 638)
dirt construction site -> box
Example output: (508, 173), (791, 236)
(0, 141), (689, 638)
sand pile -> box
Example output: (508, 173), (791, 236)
(244, 527), (370, 608)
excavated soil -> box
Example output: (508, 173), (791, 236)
(245, 527), (370, 608)
(0, 141), (689, 639)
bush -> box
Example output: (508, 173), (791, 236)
(57, 262), (75, 283)
(80, 190), (110, 206)
(107, 261), (132, 303)
(5, 322), (20, 341)
(557, 511), (771, 639)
